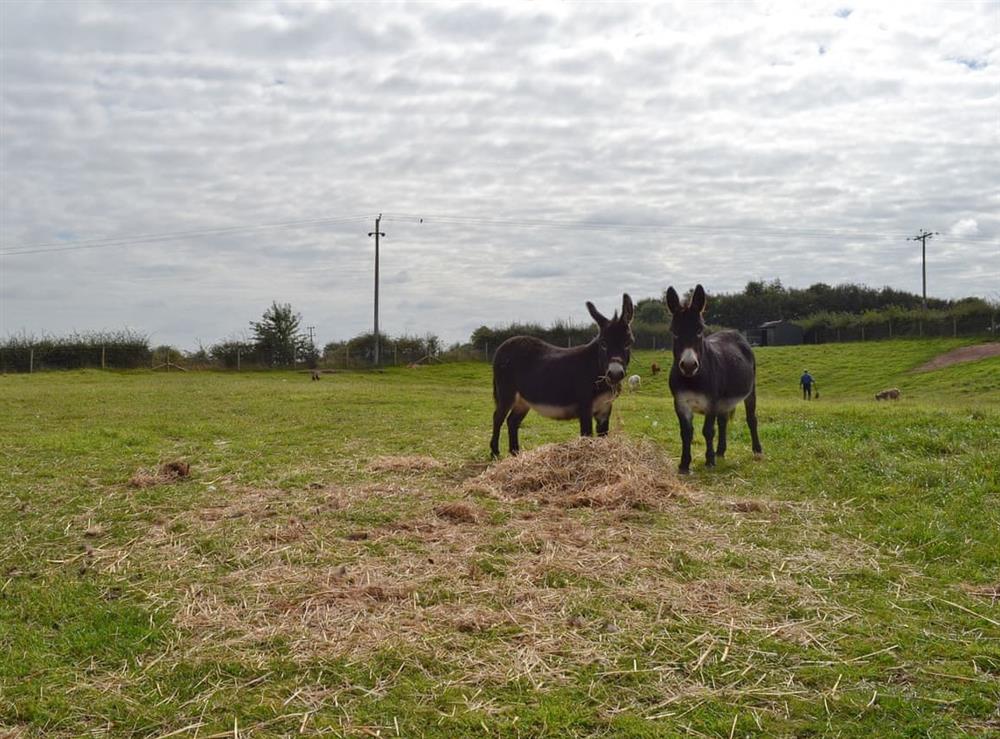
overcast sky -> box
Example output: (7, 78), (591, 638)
(2, 1), (998, 349)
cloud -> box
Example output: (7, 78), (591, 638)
(949, 218), (979, 237)
(1, 0), (998, 349)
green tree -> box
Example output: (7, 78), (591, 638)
(250, 302), (307, 367)
(634, 298), (669, 324)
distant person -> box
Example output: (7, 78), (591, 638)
(800, 370), (814, 400)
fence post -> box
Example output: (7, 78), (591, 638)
(952, 316), (957, 337)
(237, 348), (241, 371)
(101, 345), (106, 369)
(30, 348), (34, 374)
(346, 344), (350, 368)
(394, 343), (398, 366)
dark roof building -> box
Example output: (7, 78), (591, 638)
(754, 320), (804, 346)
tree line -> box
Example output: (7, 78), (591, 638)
(0, 302), (449, 372)
(703, 279), (959, 331)
(3, 283), (996, 372)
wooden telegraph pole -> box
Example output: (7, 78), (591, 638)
(368, 214), (386, 366)
(907, 230), (938, 310)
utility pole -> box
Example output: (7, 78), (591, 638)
(368, 214), (385, 366)
(306, 325), (316, 366)
(907, 230), (938, 310)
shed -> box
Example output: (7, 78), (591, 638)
(757, 320), (804, 346)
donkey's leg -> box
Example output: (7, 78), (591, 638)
(578, 403), (594, 437)
(744, 388), (763, 457)
(595, 408), (611, 436)
(674, 399), (694, 474)
(490, 405), (510, 459)
(702, 413), (717, 468)
(506, 408), (529, 456)
(491, 385), (517, 459)
(716, 412), (729, 459)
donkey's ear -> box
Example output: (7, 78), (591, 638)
(665, 287), (681, 314)
(586, 301), (609, 328)
(691, 284), (707, 314)
(621, 293), (634, 324)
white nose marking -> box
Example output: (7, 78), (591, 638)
(680, 348), (699, 369)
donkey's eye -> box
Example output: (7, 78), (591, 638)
(599, 341), (608, 350)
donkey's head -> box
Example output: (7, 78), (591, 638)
(586, 294), (635, 384)
(665, 284), (707, 378)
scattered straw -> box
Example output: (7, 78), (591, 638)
(434, 501), (482, 523)
(87, 437), (906, 728)
(962, 584), (1000, 604)
(729, 500), (768, 513)
(466, 436), (686, 509)
(367, 455), (443, 473)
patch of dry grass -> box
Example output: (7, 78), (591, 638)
(367, 455), (443, 473)
(89, 435), (890, 721)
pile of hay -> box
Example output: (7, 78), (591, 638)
(466, 436), (685, 509)
(128, 460), (191, 488)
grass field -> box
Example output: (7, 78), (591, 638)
(1, 338), (998, 737)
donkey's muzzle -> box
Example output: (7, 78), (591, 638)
(607, 360), (626, 383)
(678, 348), (700, 377)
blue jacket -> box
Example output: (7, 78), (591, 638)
(800, 373), (814, 387)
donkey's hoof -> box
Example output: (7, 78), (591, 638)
(753, 452), (764, 460)
(678, 467), (691, 476)
(705, 461), (716, 469)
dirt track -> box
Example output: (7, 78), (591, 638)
(914, 342), (1000, 372)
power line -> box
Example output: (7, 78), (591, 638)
(2, 210), (996, 258)
(383, 211), (998, 245)
(0, 213), (373, 256)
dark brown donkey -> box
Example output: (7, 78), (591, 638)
(490, 294), (635, 458)
(666, 285), (762, 474)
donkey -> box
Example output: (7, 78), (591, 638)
(666, 285), (762, 474)
(490, 294), (635, 458)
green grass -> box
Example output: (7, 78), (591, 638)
(1, 338), (998, 737)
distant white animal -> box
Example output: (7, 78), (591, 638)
(627, 374), (641, 392)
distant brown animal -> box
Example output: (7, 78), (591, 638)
(875, 388), (900, 401)
(311, 370), (321, 381)
(651, 362), (661, 375)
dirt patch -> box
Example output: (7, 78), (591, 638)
(465, 436), (688, 510)
(914, 342), (1000, 373)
